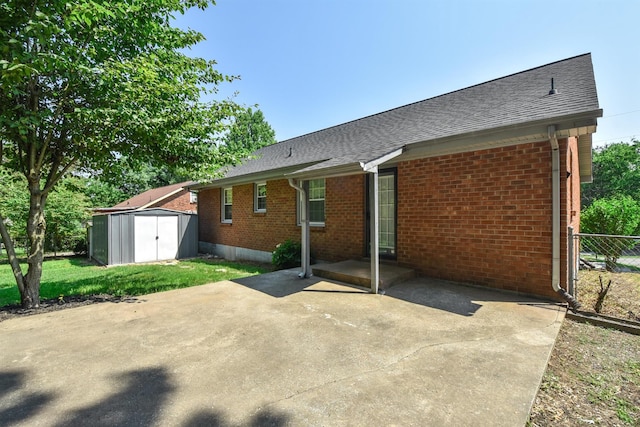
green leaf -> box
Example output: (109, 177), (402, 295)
(0, 0), (245, 303)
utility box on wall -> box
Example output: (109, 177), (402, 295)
(90, 208), (198, 265)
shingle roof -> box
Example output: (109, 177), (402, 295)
(210, 53), (601, 183)
(113, 181), (194, 209)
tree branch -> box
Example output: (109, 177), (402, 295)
(39, 82), (71, 171)
(42, 155), (77, 194)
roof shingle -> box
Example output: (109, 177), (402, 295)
(113, 181), (194, 209)
(213, 53), (600, 182)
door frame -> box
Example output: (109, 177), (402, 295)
(365, 167), (398, 260)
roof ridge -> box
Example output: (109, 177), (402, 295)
(272, 53), (592, 145)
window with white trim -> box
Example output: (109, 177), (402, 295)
(298, 179), (325, 226)
(222, 187), (232, 223)
(254, 182), (267, 212)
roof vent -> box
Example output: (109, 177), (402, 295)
(549, 78), (559, 95)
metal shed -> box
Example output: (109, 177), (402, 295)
(90, 208), (198, 265)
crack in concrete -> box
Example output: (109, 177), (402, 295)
(256, 310), (563, 413)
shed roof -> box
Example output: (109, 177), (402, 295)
(196, 53), (601, 188)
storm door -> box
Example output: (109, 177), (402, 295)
(366, 169), (397, 258)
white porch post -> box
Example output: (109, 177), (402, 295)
(301, 180), (311, 278)
(288, 178), (311, 278)
(369, 170), (380, 293)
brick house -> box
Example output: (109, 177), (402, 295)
(193, 54), (602, 301)
(96, 181), (198, 214)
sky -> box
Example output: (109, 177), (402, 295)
(174, 0), (640, 147)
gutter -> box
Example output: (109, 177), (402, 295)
(548, 125), (581, 310)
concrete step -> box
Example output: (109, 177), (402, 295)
(312, 260), (416, 290)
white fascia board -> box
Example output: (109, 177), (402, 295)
(578, 133), (594, 183)
(137, 187), (185, 211)
(399, 112), (600, 163)
(360, 148), (404, 172)
(190, 163), (322, 190)
(285, 163), (365, 181)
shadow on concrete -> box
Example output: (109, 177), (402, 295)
(0, 370), (55, 425)
(232, 269), (367, 298)
(232, 267), (554, 317)
(383, 278), (557, 317)
(2, 366), (292, 426)
(383, 280), (484, 316)
(56, 367), (174, 427)
(183, 408), (290, 427)
(231, 268), (486, 315)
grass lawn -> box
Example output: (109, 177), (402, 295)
(0, 256), (269, 307)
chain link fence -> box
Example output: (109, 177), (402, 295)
(571, 231), (640, 321)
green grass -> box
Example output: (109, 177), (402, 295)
(0, 257), (269, 307)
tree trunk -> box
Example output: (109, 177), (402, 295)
(21, 181), (48, 309)
(0, 213), (27, 297)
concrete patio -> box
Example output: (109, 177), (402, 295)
(0, 270), (565, 426)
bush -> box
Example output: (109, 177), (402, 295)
(73, 238), (88, 255)
(581, 195), (640, 271)
(272, 239), (301, 270)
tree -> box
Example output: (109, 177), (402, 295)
(1, 170), (91, 254)
(88, 157), (194, 206)
(83, 177), (126, 209)
(44, 177), (91, 254)
(582, 139), (640, 208)
(581, 195), (640, 270)
(220, 107), (276, 163)
(0, 0), (239, 308)
(0, 167), (29, 250)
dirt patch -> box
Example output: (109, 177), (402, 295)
(576, 270), (640, 321)
(529, 319), (640, 426)
(0, 294), (138, 323)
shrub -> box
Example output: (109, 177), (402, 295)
(581, 195), (640, 270)
(272, 239), (301, 270)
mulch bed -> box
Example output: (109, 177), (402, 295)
(0, 294), (137, 323)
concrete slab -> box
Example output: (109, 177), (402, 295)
(312, 259), (415, 289)
(0, 271), (564, 426)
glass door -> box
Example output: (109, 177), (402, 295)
(366, 169), (397, 258)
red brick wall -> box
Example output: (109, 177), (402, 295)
(396, 141), (559, 298)
(199, 139), (578, 299)
(198, 176), (365, 261)
(198, 187), (221, 245)
(562, 137), (582, 288)
(149, 190), (197, 213)
(317, 175), (366, 260)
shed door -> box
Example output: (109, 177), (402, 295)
(134, 216), (179, 263)
(157, 216), (178, 260)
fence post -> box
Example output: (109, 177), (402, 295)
(568, 226), (575, 296)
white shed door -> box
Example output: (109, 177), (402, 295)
(134, 216), (179, 263)
(156, 216), (178, 261)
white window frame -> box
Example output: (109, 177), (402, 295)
(298, 178), (325, 227)
(221, 187), (232, 223)
(254, 182), (267, 212)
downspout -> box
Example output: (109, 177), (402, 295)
(288, 179), (312, 278)
(548, 125), (581, 310)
